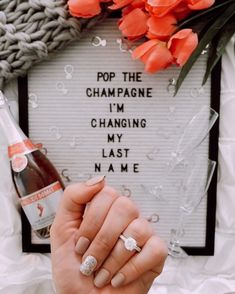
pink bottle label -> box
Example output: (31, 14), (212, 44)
(8, 139), (37, 159)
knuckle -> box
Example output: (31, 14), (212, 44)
(81, 217), (101, 236)
(104, 253), (121, 271)
(129, 259), (143, 276)
(63, 183), (77, 197)
(95, 233), (112, 252)
(114, 196), (139, 218)
(102, 186), (120, 199)
(129, 218), (154, 240)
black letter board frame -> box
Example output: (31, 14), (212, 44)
(17, 15), (221, 253)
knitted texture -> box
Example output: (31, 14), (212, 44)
(0, 0), (103, 89)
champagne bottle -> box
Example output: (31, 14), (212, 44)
(0, 91), (64, 239)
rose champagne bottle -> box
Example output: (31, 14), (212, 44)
(0, 91), (64, 239)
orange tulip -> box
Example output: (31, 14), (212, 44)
(109, 0), (135, 10)
(147, 14), (177, 41)
(68, 0), (101, 18)
(119, 8), (148, 39)
(168, 29), (198, 66)
(145, 0), (182, 17)
(132, 39), (174, 73)
(186, 0), (215, 10)
(68, 0), (110, 18)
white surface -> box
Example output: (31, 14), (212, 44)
(0, 37), (235, 293)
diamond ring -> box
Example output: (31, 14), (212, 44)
(119, 234), (141, 253)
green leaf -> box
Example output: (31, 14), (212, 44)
(174, 3), (235, 96)
(178, 0), (234, 29)
(202, 19), (235, 85)
(186, 11), (223, 38)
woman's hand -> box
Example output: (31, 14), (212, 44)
(50, 176), (167, 294)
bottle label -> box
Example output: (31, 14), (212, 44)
(11, 154), (28, 172)
(8, 139), (37, 159)
(20, 181), (63, 231)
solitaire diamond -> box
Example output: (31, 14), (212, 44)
(124, 237), (137, 251)
(119, 234), (141, 252)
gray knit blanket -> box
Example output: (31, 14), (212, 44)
(0, 0), (105, 89)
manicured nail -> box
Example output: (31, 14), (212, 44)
(94, 268), (110, 288)
(80, 255), (97, 276)
(111, 273), (125, 287)
(85, 175), (105, 186)
(75, 236), (90, 255)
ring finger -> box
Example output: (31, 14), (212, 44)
(94, 217), (154, 288)
(111, 235), (168, 288)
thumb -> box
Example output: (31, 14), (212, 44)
(51, 176), (105, 237)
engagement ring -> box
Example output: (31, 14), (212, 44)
(119, 234), (141, 253)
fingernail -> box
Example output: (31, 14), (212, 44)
(75, 236), (90, 255)
(94, 268), (110, 288)
(85, 175), (105, 186)
(111, 273), (125, 287)
(80, 256), (97, 276)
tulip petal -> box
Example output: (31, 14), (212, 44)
(68, 0), (101, 18)
(146, 0), (182, 17)
(143, 43), (174, 73)
(186, 0), (215, 10)
(121, 0), (145, 14)
(132, 39), (173, 73)
(147, 0), (180, 6)
(173, 2), (192, 20)
(147, 14), (177, 40)
(109, 0), (134, 10)
(131, 0), (146, 8)
(132, 39), (159, 59)
(168, 29), (198, 66)
(119, 8), (148, 38)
